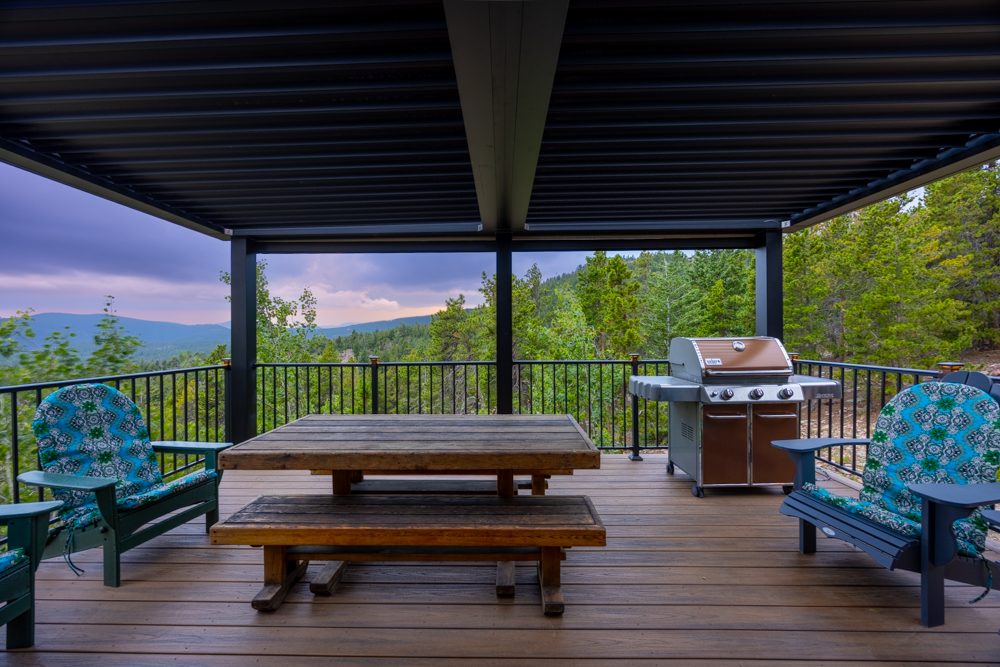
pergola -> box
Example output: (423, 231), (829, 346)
(2, 0), (999, 441)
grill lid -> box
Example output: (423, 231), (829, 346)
(668, 337), (793, 383)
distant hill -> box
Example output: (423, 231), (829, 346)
(16, 313), (439, 362)
(25, 313), (231, 361)
(318, 314), (434, 338)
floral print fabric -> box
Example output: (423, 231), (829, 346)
(0, 547), (26, 575)
(58, 469), (217, 531)
(31, 384), (215, 531)
(804, 382), (1000, 557)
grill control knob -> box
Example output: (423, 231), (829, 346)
(748, 388), (764, 400)
(720, 388), (734, 401)
(777, 387), (795, 400)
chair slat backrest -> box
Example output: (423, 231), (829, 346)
(31, 384), (163, 512)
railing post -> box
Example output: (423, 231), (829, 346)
(629, 354), (642, 461)
(222, 358), (232, 443)
(10, 391), (19, 503)
(370, 357), (380, 415)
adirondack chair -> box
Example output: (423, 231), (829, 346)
(773, 374), (1000, 627)
(0, 500), (62, 649)
(16, 383), (232, 587)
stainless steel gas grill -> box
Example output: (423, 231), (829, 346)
(629, 337), (841, 497)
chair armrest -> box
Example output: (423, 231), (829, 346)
(0, 500), (62, 521)
(982, 509), (1000, 529)
(771, 438), (870, 452)
(908, 482), (1000, 509)
(152, 441), (233, 454)
(17, 470), (117, 492)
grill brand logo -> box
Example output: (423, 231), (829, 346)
(705, 358), (723, 366)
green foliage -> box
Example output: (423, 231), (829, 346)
(88, 297), (143, 376)
(1, 297), (142, 385)
(921, 161), (1000, 349)
(220, 259), (320, 363)
(782, 194), (974, 367)
(327, 322), (432, 362)
(576, 251), (644, 358)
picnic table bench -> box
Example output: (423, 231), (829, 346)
(210, 493), (606, 615)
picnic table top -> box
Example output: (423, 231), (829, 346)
(219, 413), (601, 471)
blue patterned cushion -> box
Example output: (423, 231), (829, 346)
(59, 469), (217, 530)
(803, 482), (979, 556)
(0, 547), (26, 575)
(805, 382), (1000, 557)
(31, 383), (215, 531)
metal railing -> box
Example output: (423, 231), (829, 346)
(1, 356), (961, 505)
(0, 365), (229, 505)
(794, 359), (941, 477)
(256, 358), (672, 451)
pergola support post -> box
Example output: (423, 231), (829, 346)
(755, 231), (783, 340)
(230, 237), (258, 443)
(496, 234), (513, 414)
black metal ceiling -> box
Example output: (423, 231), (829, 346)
(0, 0), (480, 240)
(529, 0), (1000, 234)
(1, 0), (999, 245)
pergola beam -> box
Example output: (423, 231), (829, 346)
(444, 0), (568, 232)
(787, 133), (1000, 231)
(0, 138), (229, 241)
(255, 235), (757, 255)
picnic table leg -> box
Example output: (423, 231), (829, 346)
(537, 546), (565, 615)
(531, 475), (546, 495)
(497, 471), (515, 497)
(310, 560), (348, 595)
(496, 561), (516, 597)
(252, 546), (308, 611)
(332, 470), (352, 495)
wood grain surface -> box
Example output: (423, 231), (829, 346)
(21, 454), (1000, 665)
(219, 414), (600, 472)
(210, 494), (607, 548)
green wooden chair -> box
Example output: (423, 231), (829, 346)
(775, 374), (1000, 627)
(17, 383), (232, 587)
(0, 500), (62, 649)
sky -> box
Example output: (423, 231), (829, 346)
(0, 162), (614, 327)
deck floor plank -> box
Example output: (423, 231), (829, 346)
(5, 454), (999, 664)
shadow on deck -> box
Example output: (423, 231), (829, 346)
(6, 454), (1000, 665)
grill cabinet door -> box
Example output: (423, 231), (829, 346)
(750, 403), (799, 484)
(700, 405), (748, 485)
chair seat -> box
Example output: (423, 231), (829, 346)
(0, 548), (26, 575)
(803, 482), (980, 556)
(59, 469), (217, 531)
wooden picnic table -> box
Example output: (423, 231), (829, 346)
(219, 413), (601, 496)
(215, 413), (605, 613)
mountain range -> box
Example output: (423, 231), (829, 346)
(21, 313), (435, 361)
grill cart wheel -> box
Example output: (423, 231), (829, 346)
(691, 485), (704, 498)
(783, 485), (794, 495)
(666, 462), (675, 475)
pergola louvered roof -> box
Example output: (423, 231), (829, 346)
(1, 0), (999, 250)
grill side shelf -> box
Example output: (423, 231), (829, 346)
(627, 376), (701, 402)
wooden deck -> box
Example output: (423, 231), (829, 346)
(6, 454), (1000, 665)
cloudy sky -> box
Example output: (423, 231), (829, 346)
(1, 162), (606, 326)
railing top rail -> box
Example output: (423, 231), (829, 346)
(254, 361), (497, 368)
(514, 359), (669, 366)
(795, 359), (941, 376)
(0, 364), (226, 393)
(255, 362), (370, 368)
